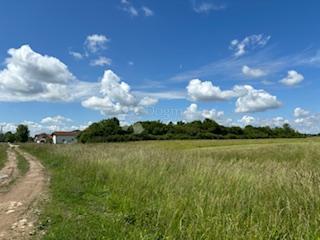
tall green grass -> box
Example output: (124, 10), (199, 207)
(23, 139), (320, 239)
(0, 144), (7, 170)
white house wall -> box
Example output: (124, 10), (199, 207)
(53, 135), (77, 144)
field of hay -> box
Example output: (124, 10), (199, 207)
(23, 138), (320, 239)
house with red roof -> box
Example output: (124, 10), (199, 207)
(34, 133), (52, 144)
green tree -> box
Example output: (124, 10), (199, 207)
(0, 133), (5, 142)
(4, 132), (16, 143)
(78, 118), (125, 143)
(78, 117), (305, 143)
(15, 125), (29, 143)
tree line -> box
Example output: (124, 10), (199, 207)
(78, 118), (305, 143)
(0, 125), (30, 143)
(0, 119), (307, 144)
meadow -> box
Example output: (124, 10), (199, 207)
(22, 138), (320, 239)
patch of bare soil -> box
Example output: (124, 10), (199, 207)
(0, 147), (47, 240)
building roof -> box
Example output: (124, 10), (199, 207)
(34, 133), (51, 139)
(52, 131), (80, 137)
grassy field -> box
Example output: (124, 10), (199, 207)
(22, 138), (320, 239)
(0, 144), (7, 170)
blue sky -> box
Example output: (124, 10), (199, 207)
(0, 0), (320, 134)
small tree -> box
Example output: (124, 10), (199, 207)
(0, 133), (5, 142)
(4, 132), (16, 143)
(15, 125), (29, 143)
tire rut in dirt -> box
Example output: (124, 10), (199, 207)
(0, 147), (47, 239)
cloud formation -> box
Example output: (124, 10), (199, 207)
(187, 79), (281, 113)
(187, 79), (235, 101)
(234, 85), (281, 113)
(1, 116), (92, 136)
(41, 115), (72, 125)
(120, 0), (153, 17)
(292, 107), (320, 133)
(85, 34), (109, 53)
(121, 4), (138, 16)
(280, 70), (304, 86)
(90, 57), (112, 67)
(294, 107), (310, 118)
(238, 115), (289, 128)
(171, 47), (319, 83)
(242, 65), (267, 78)
(0, 45), (97, 102)
(82, 70), (157, 117)
(69, 51), (84, 60)
(183, 103), (225, 122)
(239, 115), (255, 126)
(193, 2), (225, 13)
(230, 34), (271, 57)
(141, 6), (154, 16)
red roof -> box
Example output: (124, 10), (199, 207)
(35, 133), (50, 138)
(52, 131), (79, 137)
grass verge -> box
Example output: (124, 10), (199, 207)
(15, 150), (30, 176)
(0, 144), (8, 170)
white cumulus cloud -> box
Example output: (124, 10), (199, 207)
(292, 108), (320, 134)
(242, 65), (267, 78)
(292, 107), (320, 133)
(187, 79), (281, 113)
(0, 45), (97, 102)
(239, 115), (256, 126)
(187, 79), (235, 101)
(235, 85), (281, 113)
(294, 107), (310, 118)
(280, 70), (304, 86)
(269, 117), (289, 127)
(82, 70), (157, 117)
(183, 103), (224, 122)
(85, 34), (109, 53)
(238, 116), (289, 128)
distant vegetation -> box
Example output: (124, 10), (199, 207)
(22, 138), (320, 239)
(78, 117), (304, 143)
(0, 124), (30, 143)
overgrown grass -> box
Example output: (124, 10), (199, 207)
(22, 138), (320, 239)
(15, 150), (29, 176)
(0, 144), (7, 170)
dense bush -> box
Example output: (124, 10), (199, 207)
(15, 124), (30, 143)
(0, 124), (30, 143)
(78, 118), (305, 143)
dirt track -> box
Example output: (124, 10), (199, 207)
(0, 146), (47, 239)
(0, 149), (19, 189)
